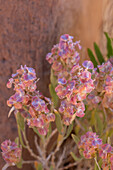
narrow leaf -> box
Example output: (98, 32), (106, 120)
(17, 125), (26, 148)
(49, 84), (59, 108)
(15, 137), (19, 146)
(37, 163), (43, 170)
(16, 112), (25, 131)
(70, 152), (82, 161)
(64, 122), (74, 140)
(54, 110), (63, 134)
(87, 48), (98, 68)
(95, 111), (103, 135)
(16, 159), (23, 169)
(104, 32), (113, 58)
(94, 42), (105, 64)
(98, 159), (102, 168)
(33, 127), (43, 140)
(47, 123), (52, 138)
(34, 162), (43, 170)
(50, 69), (57, 88)
(71, 134), (79, 145)
(57, 133), (64, 145)
(49, 166), (53, 170)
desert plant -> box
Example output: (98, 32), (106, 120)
(1, 34), (113, 170)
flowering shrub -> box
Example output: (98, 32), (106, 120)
(1, 34), (113, 170)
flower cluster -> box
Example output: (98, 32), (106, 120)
(46, 34), (94, 125)
(1, 140), (21, 165)
(79, 132), (113, 169)
(7, 65), (55, 135)
(26, 93), (55, 135)
(78, 131), (102, 159)
(88, 58), (113, 111)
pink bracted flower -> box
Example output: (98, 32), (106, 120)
(46, 34), (95, 125)
(7, 65), (55, 136)
(110, 155), (113, 170)
(1, 140), (21, 165)
(99, 144), (113, 160)
(78, 132), (102, 159)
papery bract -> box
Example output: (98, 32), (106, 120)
(1, 140), (21, 165)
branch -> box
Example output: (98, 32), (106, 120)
(23, 132), (41, 161)
(56, 147), (66, 168)
(34, 136), (43, 157)
(45, 128), (57, 149)
(94, 157), (101, 170)
(51, 137), (64, 168)
(2, 164), (11, 170)
(59, 161), (81, 170)
(23, 132), (50, 170)
(22, 160), (37, 164)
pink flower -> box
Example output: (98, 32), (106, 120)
(1, 140), (21, 165)
(78, 132), (102, 159)
(99, 144), (113, 160)
(82, 60), (94, 70)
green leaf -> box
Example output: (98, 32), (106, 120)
(49, 166), (53, 170)
(107, 128), (113, 138)
(50, 69), (57, 88)
(88, 127), (93, 132)
(16, 159), (23, 169)
(98, 159), (102, 168)
(54, 111), (63, 134)
(71, 134), (79, 145)
(94, 162), (98, 170)
(87, 48), (98, 68)
(95, 111), (103, 135)
(70, 152), (82, 161)
(94, 42), (105, 64)
(47, 123), (52, 138)
(49, 84), (59, 108)
(104, 32), (113, 58)
(17, 125), (26, 148)
(94, 158), (102, 170)
(16, 112), (25, 131)
(37, 163), (43, 170)
(15, 137), (19, 146)
(33, 127), (43, 140)
(64, 122), (73, 140)
(90, 110), (96, 126)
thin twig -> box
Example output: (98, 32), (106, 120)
(56, 147), (66, 168)
(34, 136), (43, 157)
(22, 160), (37, 164)
(23, 132), (49, 170)
(51, 137), (64, 168)
(2, 163), (11, 170)
(45, 128), (57, 148)
(46, 152), (53, 161)
(94, 157), (101, 170)
(23, 132), (41, 161)
(59, 161), (81, 170)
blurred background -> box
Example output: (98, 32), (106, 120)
(0, 0), (113, 169)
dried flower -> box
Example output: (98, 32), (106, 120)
(46, 34), (94, 125)
(1, 140), (21, 165)
(78, 132), (102, 159)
